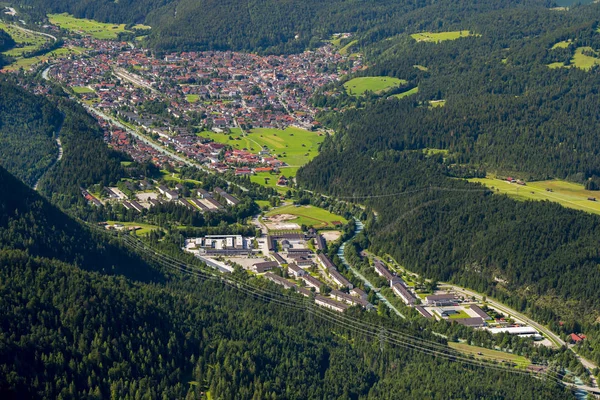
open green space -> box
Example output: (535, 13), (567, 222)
(429, 100), (446, 108)
(447, 310), (471, 320)
(468, 177), (600, 215)
(339, 40), (358, 55)
(186, 94), (200, 103)
(411, 30), (478, 43)
(547, 46), (600, 70)
(250, 167), (298, 194)
(344, 76), (407, 96)
(264, 204), (347, 229)
(413, 64), (428, 71)
(392, 86), (418, 99)
(204, 126), (324, 167)
(448, 342), (530, 368)
(72, 86), (94, 94)
(158, 169), (202, 185)
(0, 21), (49, 58)
(105, 221), (160, 235)
(551, 40), (571, 49)
(49, 13), (129, 39)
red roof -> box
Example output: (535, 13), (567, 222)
(571, 333), (585, 342)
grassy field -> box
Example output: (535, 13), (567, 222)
(265, 204), (347, 229)
(49, 13), (129, 39)
(392, 86), (419, 99)
(186, 94), (200, 103)
(447, 310), (471, 319)
(429, 100), (446, 108)
(547, 46), (600, 70)
(468, 177), (600, 215)
(551, 40), (571, 49)
(414, 64), (429, 71)
(105, 221), (160, 235)
(250, 167), (299, 194)
(339, 40), (358, 55)
(203, 126), (324, 167)
(0, 21), (49, 57)
(344, 76), (407, 96)
(448, 342), (530, 368)
(411, 30), (478, 43)
(72, 86), (94, 94)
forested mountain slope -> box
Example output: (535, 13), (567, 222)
(0, 166), (572, 399)
(17, 0), (548, 53)
(0, 81), (61, 186)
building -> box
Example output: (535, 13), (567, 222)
(301, 274), (324, 292)
(329, 268), (353, 289)
(315, 295), (350, 312)
(487, 326), (539, 336)
(373, 259), (401, 285)
(272, 252), (286, 265)
(455, 317), (485, 327)
(287, 263), (306, 278)
(351, 287), (367, 300)
(330, 290), (373, 310)
(264, 272), (296, 290)
(253, 261), (279, 273)
(425, 294), (457, 307)
(392, 283), (417, 306)
(314, 235), (326, 251)
(318, 253), (335, 269)
(415, 306), (433, 319)
(470, 305), (491, 320)
(214, 186), (240, 206)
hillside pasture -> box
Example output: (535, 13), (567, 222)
(392, 86), (418, 99)
(49, 13), (128, 39)
(411, 30), (478, 43)
(264, 204), (347, 230)
(344, 76), (407, 96)
(468, 177), (600, 215)
(0, 21), (49, 58)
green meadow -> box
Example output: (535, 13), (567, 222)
(547, 46), (600, 70)
(0, 22), (49, 57)
(411, 30), (478, 43)
(339, 40), (358, 55)
(203, 126), (325, 167)
(265, 204), (347, 229)
(392, 86), (419, 99)
(448, 342), (530, 368)
(344, 76), (407, 96)
(468, 177), (600, 215)
(49, 13), (131, 39)
(72, 86), (95, 94)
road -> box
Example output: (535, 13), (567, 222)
(34, 136), (62, 190)
(337, 219), (405, 319)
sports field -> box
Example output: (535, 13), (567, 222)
(411, 30), (478, 43)
(203, 126), (324, 167)
(72, 86), (95, 94)
(264, 204), (347, 229)
(468, 177), (600, 215)
(344, 76), (407, 96)
(186, 94), (200, 103)
(448, 342), (530, 368)
(49, 13), (130, 39)
(105, 221), (160, 235)
(392, 86), (418, 99)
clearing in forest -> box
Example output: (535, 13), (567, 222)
(0, 21), (49, 58)
(392, 86), (418, 99)
(468, 177), (600, 215)
(547, 47), (600, 70)
(448, 342), (530, 368)
(344, 76), (407, 96)
(411, 31), (478, 43)
(49, 13), (148, 40)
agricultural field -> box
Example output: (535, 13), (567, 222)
(203, 126), (324, 167)
(264, 204), (347, 230)
(411, 30), (478, 43)
(448, 342), (530, 368)
(2, 45), (87, 71)
(0, 21), (49, 58)
(392, 86), (418, 99)
(49, 13), (130, 39)
(468, 177), (600, 215)
(344, 76), (407, 96)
